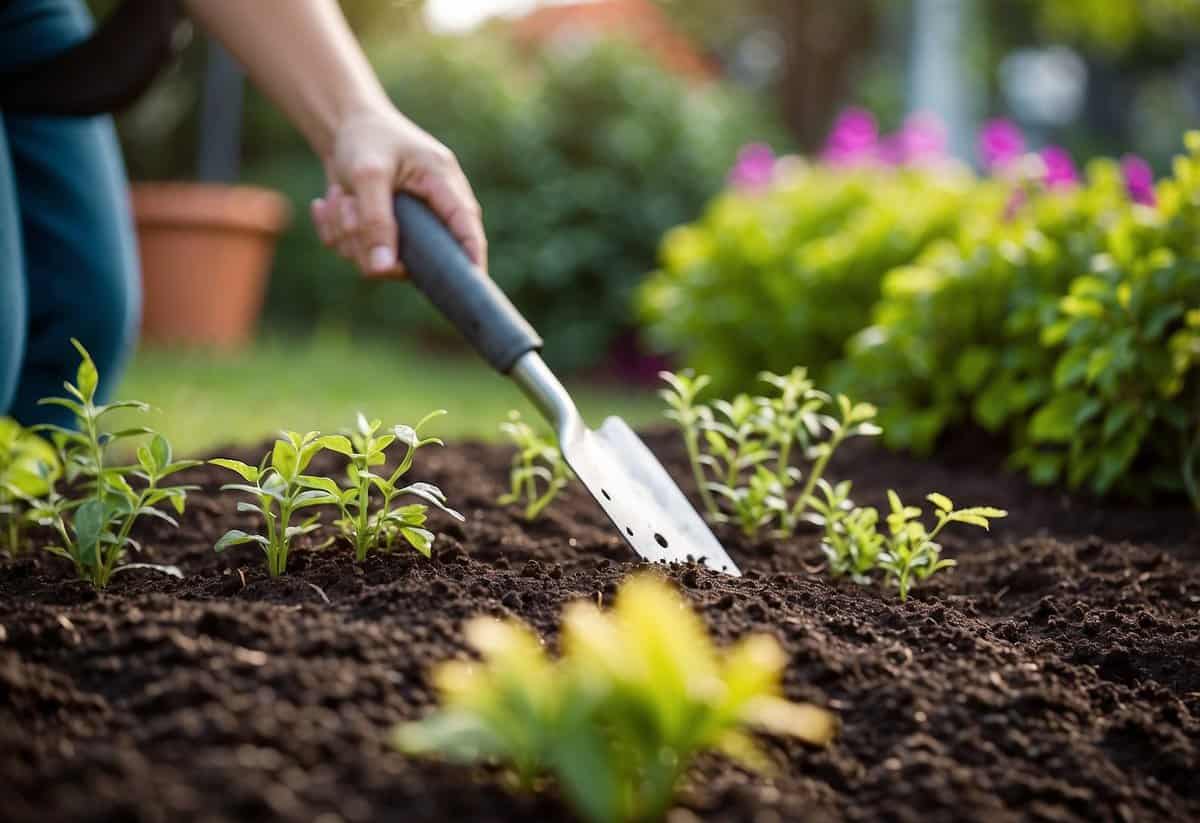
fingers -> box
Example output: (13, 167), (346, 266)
(348, 162), (401, 278)
(313, 184), (406, 277)
(406, 156), (488, 273)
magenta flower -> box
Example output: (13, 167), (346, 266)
(822, 107), (878, 167)
(1040, 146), (1079, 189)
(896, 112), (948, 166)
(978, 118), (1025, 172)
(728, 143), (777, 191)
(1121, 154), (1156, 206)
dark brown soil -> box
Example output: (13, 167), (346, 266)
(2, 428), (1198, 823)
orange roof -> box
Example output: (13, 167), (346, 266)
(510, 0), (717, 82)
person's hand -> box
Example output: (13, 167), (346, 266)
(310, 106), (487, 278)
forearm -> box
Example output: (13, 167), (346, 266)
(182, 0), (391, 156)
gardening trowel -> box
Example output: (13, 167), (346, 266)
(392, 194), (741, 577)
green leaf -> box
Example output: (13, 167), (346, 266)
(401, 527), (435, 557)
(73, 498), (107, 567)
(150, 434), (171, 470)
(1053, 348), (1089, 390)
(1029, 392), (1089, 444)
(926, 493), (953, 513)
(272, 440), (299, 480)
(214, 529), (269, 552)
(210, 459), (260, 484)
(72, 339), (98, 401)
(299, 475), (343, 498)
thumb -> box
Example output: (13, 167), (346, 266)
(349, 166), (402, 278)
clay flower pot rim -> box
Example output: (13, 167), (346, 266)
(132, 181), (293, 235)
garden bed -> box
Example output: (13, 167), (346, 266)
(2, 430), (1198, 822)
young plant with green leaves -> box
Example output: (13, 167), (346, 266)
(301, 412), (462, 560)
(0, 418), (60, 556)
(24, 340), (197, 588)
(396, 574), (836, 823)
(877, 492), (1006, 600)
(498, 410), (571, 521)
(660, 368), (879, 538)
(211, 431), (351, 576)
(808, 479), (883, 583)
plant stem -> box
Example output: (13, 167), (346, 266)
(788, 430), (844, 529)
(683, 427), (718, 519)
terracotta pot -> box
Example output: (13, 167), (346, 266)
(132, 182), (292, 348)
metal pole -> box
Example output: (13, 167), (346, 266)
(909, 0), (979, 161)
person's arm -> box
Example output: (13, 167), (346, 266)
(182, 0), (486, 276)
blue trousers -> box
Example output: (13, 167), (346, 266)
(0, 0), (140, 428)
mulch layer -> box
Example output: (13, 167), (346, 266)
(2, 428), (1198, 823)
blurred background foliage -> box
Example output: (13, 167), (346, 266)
(241, 36), (785, 373)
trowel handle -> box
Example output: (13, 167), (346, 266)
(394, 193), (542, 373)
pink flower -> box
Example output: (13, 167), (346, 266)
(822, 107), (878, 167)
(1121, 154), (1156, 206)
(978, 118), (1025, 172)
(728, 143), (777, 191)
(1040, 146), (1079, 189)
(895, 112), (948, 166)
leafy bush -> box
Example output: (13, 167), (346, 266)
(0, 418), (59, 557)
(395, 574), (835, 823)
(639, 163), (993, 392)
(841, 135), (1200, 504)
(243, 36), (785, 372)
(26, 341), (197, 587)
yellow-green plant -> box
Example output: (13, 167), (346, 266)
(26, 340), (198, 587)
(498, 410), (571, 521)
(0, 417), (60, 556)
(396, 574), (836, 823)
(301, 412), (462, 561)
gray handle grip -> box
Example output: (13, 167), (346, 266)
(394, 194), (542, 373)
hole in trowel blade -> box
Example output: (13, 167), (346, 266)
(625, 527), (633, 537)
(654, 533), (668, 549)
(602, 488), (611, 501)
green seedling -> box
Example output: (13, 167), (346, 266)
(498, 410), (571, 521)
(661, 369), (880, 538)
(808, 479), (883, 583)
(303, 412), (462, 561)
(0, 417), (60, 557)
(783, 393), (880, 531)
(878, 491), (1006, 601)
(211, 430), (351, 577)
(396, 574), (836, 823)
(659, 370), (719, 519)
(25, 340), (197, 588)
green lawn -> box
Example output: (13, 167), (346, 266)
(114, 334), (662, 456)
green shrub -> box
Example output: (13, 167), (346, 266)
(0, 418), (60, 557)
(243, 36), (785, 372)
(840, 136), (1200, 504)
(639, 164), (992, 393)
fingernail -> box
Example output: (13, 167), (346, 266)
(369, 246), (395, 272)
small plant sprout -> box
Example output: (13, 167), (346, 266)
(396, 574), (836, 823)
(25, 340), (198, 588)
(211, 430), (352, 577)
(783, 393), (880, 532)
(304, 412), (462, 561)
(878, 491), (1007, 601)
(660, 369), (880, 538)
(0, 418), (60, 556)
(658, 370), (719, 519)
(808, 479), (883, 583)
(498, 410), (571, 521)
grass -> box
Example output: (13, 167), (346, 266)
(113, 334), (662, 457)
